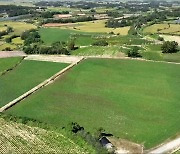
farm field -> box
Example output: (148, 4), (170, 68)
(39, 28), (94, 45)
(69, 20), (130, 35)
(12, 37), (24, 45)
(143, 24), (180, 34)
(163, 52), (180, 63)
(0, 21), (36, 36)
(0, 21), (36, 50)
(7, 58), (180, 149)
(72, 46), (125, 56)
(0, 116), (93, 153)
(0, 43), (17, 51)
(0, 60), (68, 107)
(0, 57), (23, 75)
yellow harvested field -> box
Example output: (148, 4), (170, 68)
(144, 24), (180, 34)
(0, 21), (36, 35)
(0, 43), (17, 51)
(65, 20), (130, 35)
(143, 24), (169, 34)
(160, 24), (180, 34)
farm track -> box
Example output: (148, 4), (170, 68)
(25, 54), (84, 64)
(0, 51), (26, 58)
(148, 136), (180, 154)
(0, 57), (84, 112)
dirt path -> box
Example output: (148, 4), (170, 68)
(160, 35), (180, 46)
(0, 51), (26, 58)
(25, 55), (83, 64)
(148, 137), (180, 154)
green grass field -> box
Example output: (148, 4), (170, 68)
(0, 57), (23, 75)
(163, 52), (180, 63)
(39, 28), (92, 45)
(72, 46), (125, 56)
(7, 59), (180, 149)
(0, 60), (68, 107)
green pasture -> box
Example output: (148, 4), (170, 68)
(0, 60), (68, 107)
(39, 28), (99, 46)
(163, 52), (180, 63)
(7, 59), (180, 149)
(72, 46), (125, 56)
(0, 57), (22, 75)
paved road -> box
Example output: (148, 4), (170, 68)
(149, 137), (180, 154)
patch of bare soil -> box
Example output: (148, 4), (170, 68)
(0, 51), (26, 58)
(108, 137), (143, 154)
(25, 54), (84, 64)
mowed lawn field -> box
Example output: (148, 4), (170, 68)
(7, 59), (180, 149)
(0, 57), (22, 75)
(0, 60), (68, 107)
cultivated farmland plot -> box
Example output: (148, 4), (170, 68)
(6, 58), (180, 149)
(0, 117), (93, 153)
(0, 59), (68, 107)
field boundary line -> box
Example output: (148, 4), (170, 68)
(146, 136), (180, 154)
(85, 56), (180, 65)
(0, 57), (25, 77)
(0, 57), (84, 112)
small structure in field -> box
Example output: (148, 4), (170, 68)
(99, 136), (114, 152)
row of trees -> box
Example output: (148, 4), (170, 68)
(0, 5), (37, 17)
(22, 29), (76, 55)
(42, 16), (95, 24)
(105, 18), (132, 28)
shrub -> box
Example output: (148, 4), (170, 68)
(161, 41), (179, 53)
(127, 46), (142, 58)
(92, 40), (108, 46)
(158, 36), (164, 41)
